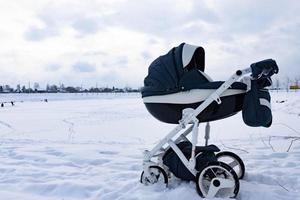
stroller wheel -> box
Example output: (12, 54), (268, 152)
(140, 166), (168, 186)
(196, 161), (239, 198)
(216, 151), (245, 179)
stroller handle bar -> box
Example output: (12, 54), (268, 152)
(250, 59), (279, 79)
(179, 67), (251, 127)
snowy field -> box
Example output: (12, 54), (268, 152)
(0, 91), (299, 200)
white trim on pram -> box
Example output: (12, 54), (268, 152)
(199, 70), (213, 82)
(143, 89), (246, 104)
(182, 43), (199, 67)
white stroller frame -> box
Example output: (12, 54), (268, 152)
(142, 67), (251, 192)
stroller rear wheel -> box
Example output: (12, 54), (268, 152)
(216, 151), (245, 179)
(196, 161), (239, 198)
(140, 166), (168, 186)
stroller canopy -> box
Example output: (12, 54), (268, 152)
(142, 43), (207, 97)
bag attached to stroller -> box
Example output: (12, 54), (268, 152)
(163, 141), (219, 181)
(242, 78), (272, 127)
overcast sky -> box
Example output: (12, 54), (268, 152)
(0, 0), (299, 88)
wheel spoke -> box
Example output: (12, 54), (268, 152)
(228, 160), (238, 168)
(155, 174), (160, 180)
(209, 168), (217, 178)
(219, 178), (235, 189)
(207, 182), (220, 198)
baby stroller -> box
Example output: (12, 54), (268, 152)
(140, 43), (278, 198)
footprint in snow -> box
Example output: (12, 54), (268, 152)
(44, 149), (67, 157)
(98, 150), (119, 155)
(89, 159), (111, 166)
(269, 152), (288, 159)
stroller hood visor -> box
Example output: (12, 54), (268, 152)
(142, 43), (206, 97)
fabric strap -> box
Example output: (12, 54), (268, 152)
(259, 98), (271, 110)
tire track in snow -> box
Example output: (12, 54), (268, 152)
(62, 119), (75, 142)
(0, 120), (16, 140)
(0, 120), (15, 130)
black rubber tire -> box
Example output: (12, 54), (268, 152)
(216, 151), (245, 179)
(140, 166), (168, 186)
(196, 161), (240, 198)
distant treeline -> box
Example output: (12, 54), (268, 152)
(0, 84), (141, 93)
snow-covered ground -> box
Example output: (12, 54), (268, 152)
(0, 91), (299, 200)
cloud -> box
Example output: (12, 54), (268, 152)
(72, 17), (101, 35)
(100, 70), (120, 83)
(46, 63), (61, 71)
(24, 26), (59, 41)
(23, 2), (106, 41)
(0, 0), (300, 88)
(72, 62), (96, 73)
(141, 51), (151, 60)
(101, 56), (129, 69)
(83, 50), (108, 57)
(109, 0), (219, 37)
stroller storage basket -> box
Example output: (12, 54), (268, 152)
(163, 141), (219, 181)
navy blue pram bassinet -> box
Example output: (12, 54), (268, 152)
(142, 43), (278, 127)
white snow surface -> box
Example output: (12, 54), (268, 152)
(0, 91), (300, 200)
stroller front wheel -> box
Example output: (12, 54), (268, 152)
(196, 161), (239, 198)
(140, 166), (168, 186)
